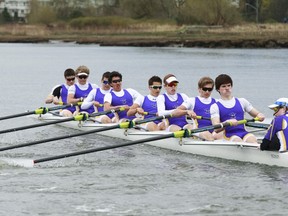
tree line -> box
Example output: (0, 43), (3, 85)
(1, 0), (288, 25)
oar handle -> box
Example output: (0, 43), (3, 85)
(187, 116), (211, 120)
(89, 107), (125, 118)
(143, 112), (157, 116)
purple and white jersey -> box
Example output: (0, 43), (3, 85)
(104, 88), (141, 120)
(141, 95), (160, 123)
(194, 97), (216, 128)
(164, 93), (187, 128)
(264, 114), (288, 152)
(94, 88), (111, 112)
(216, 98), (247, 138)
(110, 89), (134, 120)
(61, 84), (76, 113)
(74, 83), (94, 113)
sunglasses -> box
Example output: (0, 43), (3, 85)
(202, 87), (213, 92)
(78, 75), (88, 79)
(167, 82), (178, 87)
(66, 77), (75, 82)
(151, 85), (162, 90)
(272, 106), (282, 113)
(112, 79), (122, 83)
(103, 80), (109, 85)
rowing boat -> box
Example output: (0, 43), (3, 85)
(32, 113), (288, 168)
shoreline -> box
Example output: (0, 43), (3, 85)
(1, 37), (288, 48)
(1, 24), (288, 48)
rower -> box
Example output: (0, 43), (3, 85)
(127, 76), (166, 131)
(67, 65), (98, 115)
(103, 71), (142, 123)
(44, 68), (76, 117)
(172, 76), (217, 140)
(81, 71), (113, 123)
(261, 98), (288, 152)
(157, 74), (192, 132)
(210, 74), (265, 143)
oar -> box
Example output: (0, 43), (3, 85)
(245, 122), (269, 129)
(0, 103), (81, 121)
(0, 114), (172, 152)
(29, 118), (256, 166)
(0, 107), (122, 135)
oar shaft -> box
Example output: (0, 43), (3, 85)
(245, 122), (269, 129)
(0, 111), (36, 121)
(0, 124), (120, 152)
(0, 117), (74, 135)
(34, 133), (173, 164)
(0, 104), (77, 121)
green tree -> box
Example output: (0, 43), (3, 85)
(0, 7), (13, 23)
(28, 0), (57, 24)
(179, 0), (242, 25)
(51, 0), (97, 20)
(262, 0), (288, 22)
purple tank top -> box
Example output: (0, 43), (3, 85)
(111, 89), (134, 120)
(217, 98), (248, 138)
(164, 93), (187, 128)
(75, 83), (94, 113)
(61, 84), (76, 113)
(194, 97), (215, 129)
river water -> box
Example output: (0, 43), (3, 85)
(0, 43), (288, 215)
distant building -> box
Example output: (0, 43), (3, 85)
(0, 0), (118, 22)
(0, 0), (30, 21)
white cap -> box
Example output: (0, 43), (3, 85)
(165, 76), (179, 84)
(77, 72), (89, 76)
(268, 98), (288, 109)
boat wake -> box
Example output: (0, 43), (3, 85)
(0, 157), (34, 168)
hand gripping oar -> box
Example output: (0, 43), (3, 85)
(187, 116), (211, 121)
(0, 103), (81, 121)
(0, 107), (123, 135)
(0, 114), (172, 152)
(30, 118), (256, 166)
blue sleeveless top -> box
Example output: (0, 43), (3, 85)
(164, 93), (187, 128)
(217, 98), (248, 138)
(142, 96), (160, 124)
(61, 84), (76, 113)
(194, 97), (215, 130)
(75, 83), (94, 113)
(111, 89), (134, 120)
(94, 88), (113, 118)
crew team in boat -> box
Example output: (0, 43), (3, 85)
(44, 68), (288, 151)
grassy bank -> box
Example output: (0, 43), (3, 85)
(0, 23), (288, 48)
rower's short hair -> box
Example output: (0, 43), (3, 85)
(109, 71), (122, 83)
(198, 76), (214, 89)
(148, 76), (162, 86)
(102, 71), (111, 80)
(64, 68), (75, 77)
(75, 65), (90, 76)
(215, 74), (233, 90)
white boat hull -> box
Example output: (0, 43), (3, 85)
(33, 113), (288, 168)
